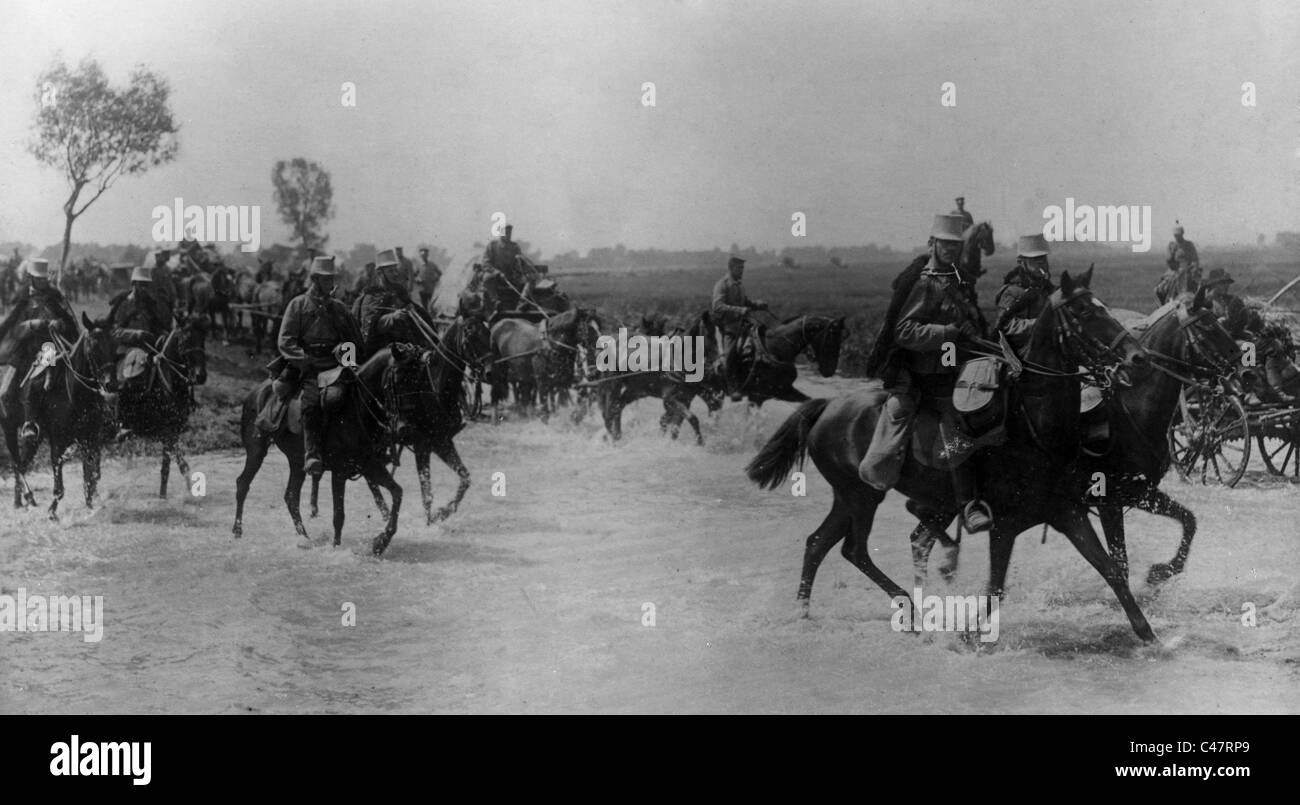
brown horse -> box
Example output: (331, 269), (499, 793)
(488, 308), (598, 422)
(723, 314), (848, 405)
(746, 268), (1162, 642)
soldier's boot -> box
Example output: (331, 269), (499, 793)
(303, 423), (325, 478)
(952, 463), (992, 533)
(859, 392), (915, 491)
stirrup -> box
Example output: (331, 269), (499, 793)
(962, 500), (993, 533)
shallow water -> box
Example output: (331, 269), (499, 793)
(1, 376), (1296, 713)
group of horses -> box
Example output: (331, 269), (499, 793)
(746, 221), (1246, 645)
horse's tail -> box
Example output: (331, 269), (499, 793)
(745, 397), (830, 490)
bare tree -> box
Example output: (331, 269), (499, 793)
(272, 158), (334, 252)
(29, 58), (180, 280)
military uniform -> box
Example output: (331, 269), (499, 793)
(859, 214), (992, 531)
(951, 197), (973, 230)
(151, 252), (177, 312)
(418, 255), (442, 309)
(994, 234), (1055, 350)
(353, 251), (436, 357)
(278, 257), (363, 473)
(482, 231), (534, 315)
(1156, 227), (1201, 303)
(711, 257), (766, 394)
(1203, 268), (1258, 341)
(0, 260), (78, 423)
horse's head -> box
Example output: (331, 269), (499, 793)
(79, 312), (119, 392)
(1043, 266), (1146, 384)
(805, 315), (848, 378)
(640, 312), (667, 337)
(453, 312), (494, 370)
(959, 221), (995, 278)
(1169, 284), (1243, 379)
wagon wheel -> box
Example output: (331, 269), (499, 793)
(1255, 414), (1300, 478)
(1167, 385), (1251, 487)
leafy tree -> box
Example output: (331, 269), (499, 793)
(271, 158), (334, 251)
(28, 58), (179, 279)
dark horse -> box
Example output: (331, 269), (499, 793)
(725, 314), (848, 405)
(746, 268), (1164, 642)
(6, 314), (117, 518)
(593, 310), (725, 443)
(233, 350), (402, 554)
(378, 314), (493, 524)
(489, 307), (599, 422)
(114, 314), (207, 497)
(907, 288), (1242, 592)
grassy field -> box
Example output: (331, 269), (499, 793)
(557, 252), (1300, 376)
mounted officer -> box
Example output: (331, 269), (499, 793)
(353, 249), (437, 358)
(951, 196), (973, 230)
(481, 224), (537, 318)
(994, 234), (1056, 350)
(711, 255), (769, 400)
(277, 255), (363, 477)
(859, 214), (993, 533)
(1156, 221), (1201, 303)
(0, 258), (78, 450)
(106, 266), (174, 437)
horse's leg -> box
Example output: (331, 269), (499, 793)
(368, 478), (391, 519)
(309, 473), (320, 518)
(1053, 507), (1157, 642)
(232, 435), (270, 538)
(331, 470), (346, 547)
(81, 440), (101, 508)
(368, 464), (403, 556)
(430, 438), (470, 524)
(5, 421), (26, 509)
(173, 441), (190, 484)
(48, 440), (65, 521)
(159, 441), (170, 498)
(1097, 502), (1129, 580)
(797, 492), (854, 612)
(1141, 487), (1197, 584)
(414, 448), (434, 525)
(284, 465), (309, 540)
(840, 488), (911, 601)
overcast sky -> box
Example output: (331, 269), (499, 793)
(1, 0), (1297, 261)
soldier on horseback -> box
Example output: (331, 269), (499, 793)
(353, 248), (438, 357)
(858, 214), (993, 533)
(105, 266), (174, 438)
(481, 224), (537, 319)
(1155, 221), (1201, 304)
(277, 256), (363, 477)
(417, 247), (442, 309)
(994, 234), (1055, 350)
(711, 255), (769, 401)
(0, 259), (79, 452)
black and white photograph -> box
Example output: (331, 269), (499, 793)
(0, 0), (1296, 746)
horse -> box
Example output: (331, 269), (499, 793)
(724, 314), (848, 405)
(745, 268), (1162, 642)
(248, 279), (284, 354)
(535, 307), (601, 415)
(232, 350), (403, 555)
(488, 308), (598, 422)
(113, 314), (206, 498)
(5, 313), (116, 517)
(961, 220), (996, 278)
(592, 310), (725, 444)
(380, 314), (493, 524)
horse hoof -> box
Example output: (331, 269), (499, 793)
(232, 526), (242, 539)
(371, 536), (387, 556)
(1146, 564), (1176, 585)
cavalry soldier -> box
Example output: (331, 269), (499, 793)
(353, 249), (437, 357)
(1202, 268), (1260, 341)
(994, 234), (1055, 349)
(0, 258), (78, 450)
(710, 255), (769, 400)
(109, 266), (173, 355)
(277, 255), (363, 477)
(151, 250), (177, 312)
(1156, 221), (1201, 303)
(417, 247), (442, 309)
(481, 224), (537, 317)
(952, 196), (973, 230)
(859, 214), (993, 533)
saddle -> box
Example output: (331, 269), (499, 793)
(910, 359), (1009, 470)
(254, 367), (351, 435)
